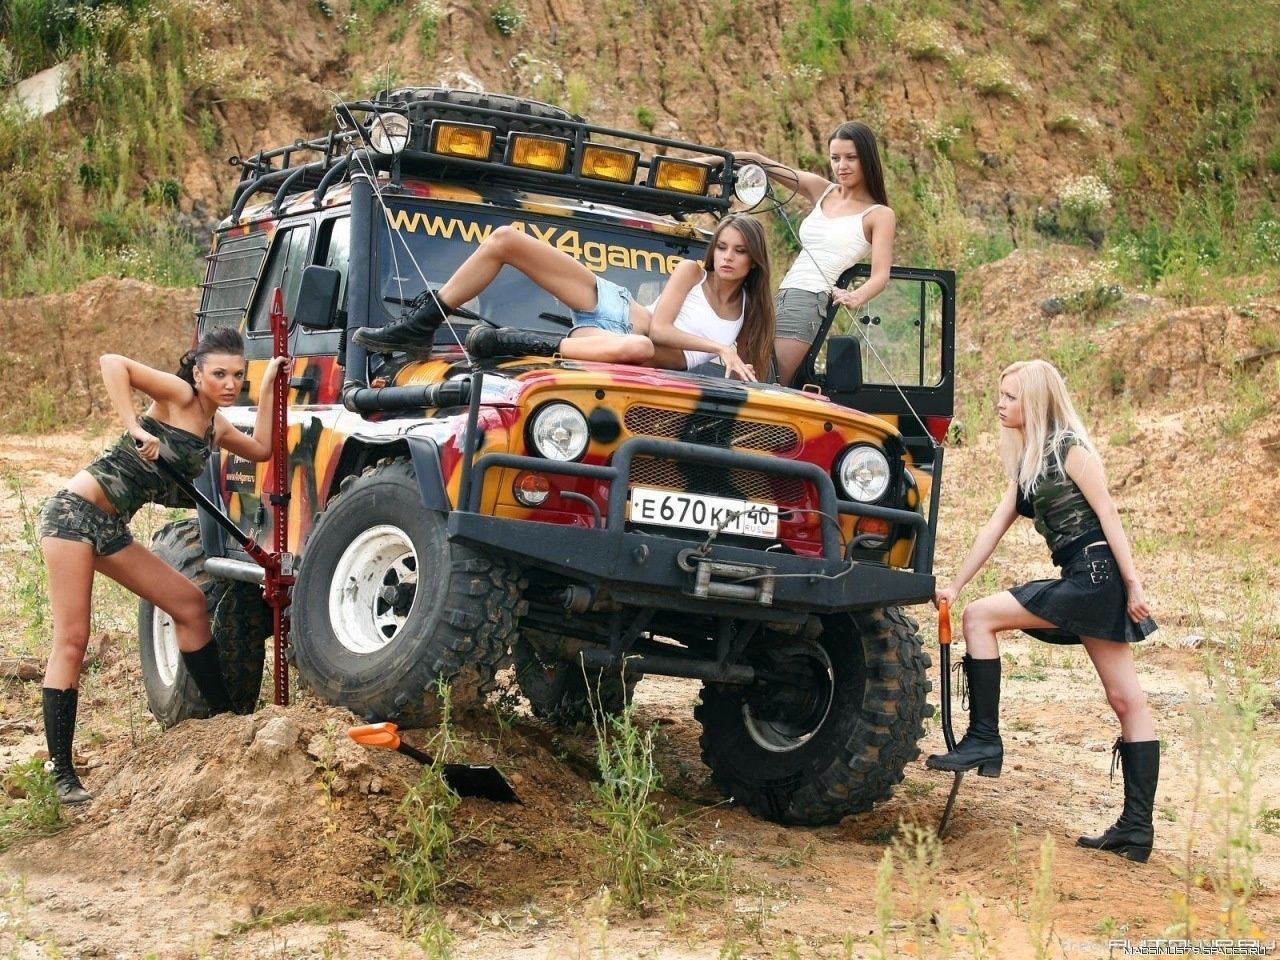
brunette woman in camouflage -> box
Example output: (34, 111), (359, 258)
(926, 359), (1160, 863)
(36, 328), (287, 805)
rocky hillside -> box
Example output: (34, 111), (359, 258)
(2, 0), (1278, 291)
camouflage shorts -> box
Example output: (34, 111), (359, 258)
(37, 490), (134, 557)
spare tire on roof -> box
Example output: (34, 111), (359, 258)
(376, 87), (581, 140)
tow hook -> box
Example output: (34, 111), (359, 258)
(677, 549), (775, 605)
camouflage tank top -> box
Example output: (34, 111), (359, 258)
(85, 414), (213, 522)
(1014, 435), (1103, 559)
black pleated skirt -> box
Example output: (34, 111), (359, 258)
(1008, 544), (1158, 645)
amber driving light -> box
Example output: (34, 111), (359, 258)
(429, 121), (495, 161)
(507, 133), (571, 173)
(649, 156), (710, 195)
(578, 144), (639, 184)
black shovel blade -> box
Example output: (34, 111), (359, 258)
(395, 742), (519, 803)
(441, 763), (520, 804)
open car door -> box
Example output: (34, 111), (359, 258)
(794, 264), (956, 465)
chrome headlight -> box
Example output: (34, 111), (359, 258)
(835, 445), (891, 502)
(733, 163), (769, 208)
(369, 112), (410, 156)
(529, 403), (589, 461)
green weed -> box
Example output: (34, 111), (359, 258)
(1174, 654), (1269, 936)
(588, 670), (732, 912)
(783, 0), (857, 74)
(5, 476), (49, 648)
(372, 685), (463, 914)
(490, 0), (523, 36)
(0, 759), (67, 852)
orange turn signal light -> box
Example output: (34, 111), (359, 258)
(513, 471), (551, 507)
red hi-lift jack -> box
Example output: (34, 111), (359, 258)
(157, 288), (295, 705)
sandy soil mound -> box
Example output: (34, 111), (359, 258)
(0, 278), (197, 432)
(5, 703), (603, 912)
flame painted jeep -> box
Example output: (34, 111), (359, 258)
(138, 89), (956, 825)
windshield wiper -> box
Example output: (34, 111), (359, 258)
(383, 294), (495, 327)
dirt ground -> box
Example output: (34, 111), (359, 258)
(0, 258), (1278, 958)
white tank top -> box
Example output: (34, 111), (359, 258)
(672, 273), (746, 369)
(779, 185), (879, 293)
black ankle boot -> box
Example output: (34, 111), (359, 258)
(926, 655), (1004, 777)
(466, 325), (563, 359)
(353, 293), (453, 357)
(42, 687), (91, 805)
(180, 643), (234, 715)
(1077, 738), (1159, 862)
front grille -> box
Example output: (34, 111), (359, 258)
(629, 457), (808, 504)
(624, 405), (799, 453)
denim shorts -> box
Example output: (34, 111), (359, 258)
(37, 490), (134, 557)
(572, 277), (634, 335)
(774, 288), (830, 341)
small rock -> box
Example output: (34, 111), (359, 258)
(1040, 297), (1065, 317)
(495, 841), (515, 854)
(247, 716), (302, 765)
(1085, 740), (1112, 752)
(369, 776), (383, 795)
(1181, 633), (1205, 648)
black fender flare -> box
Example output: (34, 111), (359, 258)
(326, 435), (452, 513)
(405, 436), (452, 512)
(193, 458), (228, 559)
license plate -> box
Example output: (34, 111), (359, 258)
(627, 486), (778, 538)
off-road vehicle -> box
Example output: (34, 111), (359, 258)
(138, 88), (956, 825)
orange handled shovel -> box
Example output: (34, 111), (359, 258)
(348, 722), (519, 803)
(935, 599), (964, 838)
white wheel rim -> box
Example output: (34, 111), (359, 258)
(152, 606), (181, 688)
(742, 642), (835, 753)
(329, 524), (419, 655)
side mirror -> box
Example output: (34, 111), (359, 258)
(823, 336), (863, 393)
(294, 266), (342, 330)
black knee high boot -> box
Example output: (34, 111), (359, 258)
(465, 325), (564, 359)
(352, 293), (453, 357)
(180, 643), (234, 715)
(42, 687), (91, 805)
(925, 655), (1004, 777)
(1077, 738), (1159, 863)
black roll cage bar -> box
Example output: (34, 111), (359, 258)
(227, 94), (739, 223)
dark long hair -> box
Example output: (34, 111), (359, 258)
(828, 121), (889, 207)
(176, 326), (246, 388)
(702, 214), (774, 378)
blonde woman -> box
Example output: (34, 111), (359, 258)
(927, 360), (1159, 862)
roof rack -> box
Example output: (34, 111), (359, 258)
(226, 89), (741, 222)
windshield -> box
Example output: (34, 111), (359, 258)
(377, 201), (705, 335)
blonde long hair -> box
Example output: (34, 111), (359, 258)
(998, 360), (1097, 492)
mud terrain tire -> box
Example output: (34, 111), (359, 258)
(695, 607), (933, 826)
(512, 630), (638, 726)
(139, 519), (269, 726)
(291, 459), (523, 726)
(382, 87), (580, 138)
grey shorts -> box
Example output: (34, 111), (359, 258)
(572, 276), (634, 335)
(774, 288), (831, 342)
(37, 490), (133, 557)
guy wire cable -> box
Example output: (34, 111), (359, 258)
(756, 158), (940, 448)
